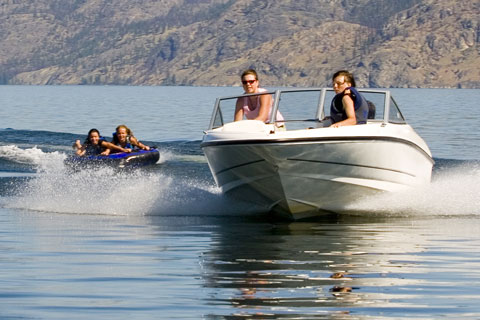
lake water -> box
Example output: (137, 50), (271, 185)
(0, 85), (479, 319)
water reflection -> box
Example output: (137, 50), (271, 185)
(2, 208), (478, 319)
(199, 215), (429, 319)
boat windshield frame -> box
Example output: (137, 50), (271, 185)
(207, 88), (406, 130)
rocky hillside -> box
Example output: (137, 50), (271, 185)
(0, 0), (478, 88)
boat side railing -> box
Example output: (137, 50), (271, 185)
(207, 97), (222, 130)
(384, 90), (391, 125)
(317, 89), (327, 120)
(207, 88), (404, 130)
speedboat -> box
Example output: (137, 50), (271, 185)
(201, 88), (434, 220)
(65, 148), (160, 170)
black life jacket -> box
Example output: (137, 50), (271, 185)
(330, 87), (369, 124)
(84, 137), (106, 155)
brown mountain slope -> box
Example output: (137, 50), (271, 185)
(1, 0), (478, 87)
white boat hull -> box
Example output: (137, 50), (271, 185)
(202, 124), (433, 220)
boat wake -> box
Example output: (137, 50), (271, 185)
(343, 160), (480, 217)
(0, 145), (261, 217)
(0, 144), (66, 173)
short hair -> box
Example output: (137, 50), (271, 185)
(241, 69), (258, 80)
(332, 70), (356, 87)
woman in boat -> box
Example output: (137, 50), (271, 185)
(111, 124), (150, 153)
(234, 69), (284, 126)
(74, 128), (128, 156)
(329, 70), (369, 128)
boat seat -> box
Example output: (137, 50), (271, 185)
(222, 120), (271, 133)
(316, 117), (332, 128)
(367, 100), (376, 119)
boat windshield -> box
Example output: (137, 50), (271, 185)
(208, 88), (406, 130)
(387, 96), (406, 124)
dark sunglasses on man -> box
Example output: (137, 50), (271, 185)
(242, 79), (256, 85)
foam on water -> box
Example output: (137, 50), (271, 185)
(0, 145), (258, 217)
(5, 169), (166, 215)
(5, 170), (259, 217)
(158, 149), (207, 164)
(0, 144), (66, 171)
(344, 162), (480, 216)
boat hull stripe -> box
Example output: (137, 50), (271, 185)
(215, 159), (266, 175)
(287, 158), (416, 177)
(201, 136), (434, 164)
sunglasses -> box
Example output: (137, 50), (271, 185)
(242, 79), (257, 85)
(332, 79), (347, 87)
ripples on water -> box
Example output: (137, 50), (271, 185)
(1, 212), (478, 319)
(201, 216), (480, 319)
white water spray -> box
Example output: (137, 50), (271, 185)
(344, 162), (480, 216)
(0, 145), (258, 217)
